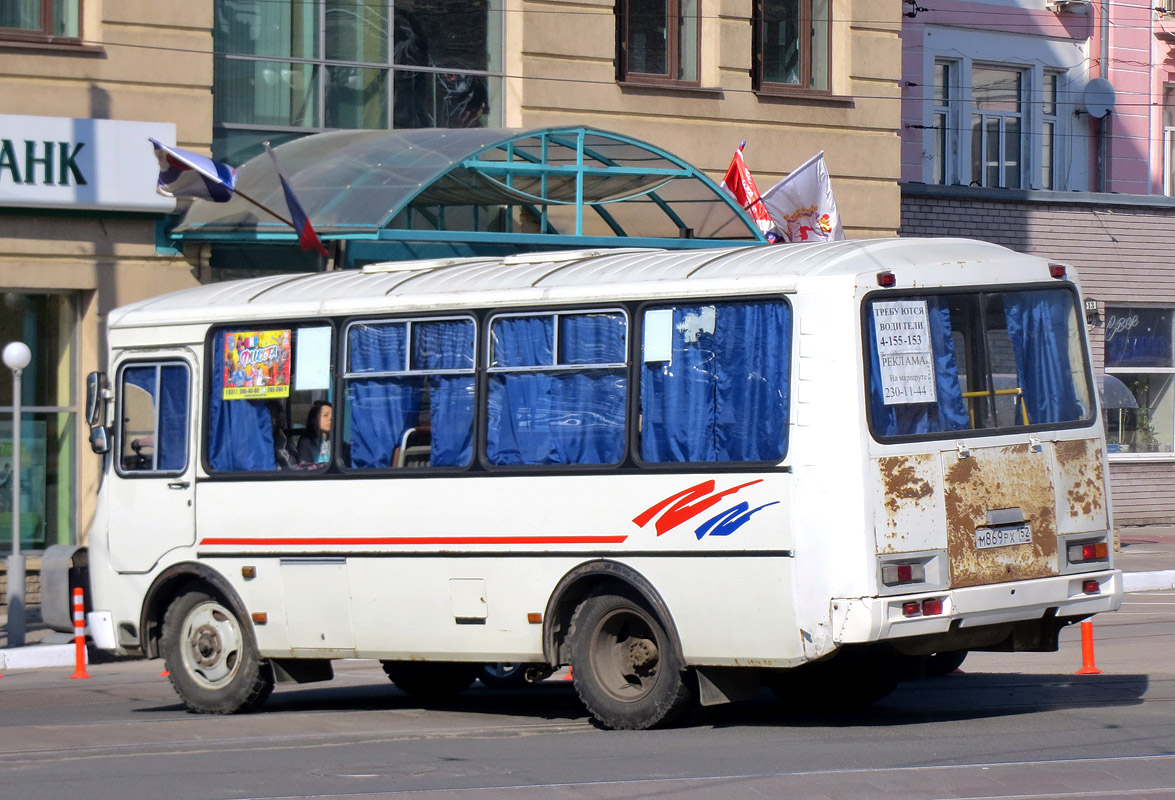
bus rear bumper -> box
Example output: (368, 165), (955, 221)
(831, 569), (1123, 647)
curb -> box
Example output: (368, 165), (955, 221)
(0, 643), (76, 671)
(1123, 569), (1175, 593)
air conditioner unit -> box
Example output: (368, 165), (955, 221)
(1047, 0), (1091, 11)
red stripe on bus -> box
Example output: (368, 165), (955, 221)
(198, 535), (630, 546)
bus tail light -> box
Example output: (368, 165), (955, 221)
(1049, 263), (1066, 279)
(900, 598), (945, 618)
(1082, 579), (1101, 595)
(1067, 540), (1109, 566)
(882, 561), (926, 587)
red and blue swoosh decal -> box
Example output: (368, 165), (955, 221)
(633, 479), (780, 540)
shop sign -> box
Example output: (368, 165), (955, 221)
(0, 114), (176, 212)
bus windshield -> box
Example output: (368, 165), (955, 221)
(865, 286), (1094, 439)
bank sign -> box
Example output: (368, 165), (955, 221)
(0, 114), (176, 212)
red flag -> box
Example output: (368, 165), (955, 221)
(265, 143), (330, 258)
(722, 142), (778, 242)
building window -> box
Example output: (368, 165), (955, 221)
(1165, 86), (1175, 196)
(1104, 307), (1175, 456)
(0, 0), (80, 40)
(213, 0), (503, 164)
(932, 61), (955, 185)
(0, 292), (76, 550)
(970, 66), (1024, 189)
(752, 0), (830, 92)
(930, 58), (1064, 189)
(616, 0), (700, 84)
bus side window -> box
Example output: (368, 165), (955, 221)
(119, 363), (190, 474)
(639, 300), (790, 463)
(207, 326), (333, 473)
(485, 311), (627, 467)
(344, 317), (475, 470)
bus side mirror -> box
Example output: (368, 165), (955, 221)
(85, 371), (107, 426)
(86, 371), (111, 455)
(89, 425), (110, 455)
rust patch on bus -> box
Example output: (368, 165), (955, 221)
(876, 454), (939, 551)
(879, 456), (935, 514)
(943, 444), (1058, 588)
(1054, 439), (1106, 523)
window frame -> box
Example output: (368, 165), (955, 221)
(212, 0), (505, 163)
(927, 54), (1066, 190)
(1103, 305), (1175, 459)
(483, 307), (630, 470)
(202, 320), (337, 478)
(615, 0), (702, 87)
(115, 360), (191, 479)
(341, 313), (478, 473)
(633, 296), (794, 468)
(862, 283), (1098, 444)
(751, 0), (832, 95)
(0, 0), (82, 44)
(1164, 85), (1175, 197)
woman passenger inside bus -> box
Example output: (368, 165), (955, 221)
(297, 400), (332, 466)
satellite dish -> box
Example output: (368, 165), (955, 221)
(1083, 77), (1116, 119)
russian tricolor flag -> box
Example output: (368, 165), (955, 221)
(149, 138), (237, 202)
(266, 143), (330, 258)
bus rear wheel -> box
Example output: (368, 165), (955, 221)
(161, 589), (274, 714)
(568, 590), (693, 730)
(381, 661), (478, 700)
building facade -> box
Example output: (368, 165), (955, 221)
(1, 0), (905, 559)
(0, 3), (211, 564)
(900, 0), (1175, 524)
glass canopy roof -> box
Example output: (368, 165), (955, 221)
(174, 127), (766, 250)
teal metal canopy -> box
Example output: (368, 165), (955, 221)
(174, 127), (767, 251)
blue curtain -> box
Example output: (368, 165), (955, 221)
(415, 320), (475, 467)
(487, 314), (626, 465)
(208, 339), (277, 471)
(867, 299), (969, 437)
(640, 301), (790, 463)
(1004, 290), (1084, 424)
(158, 365), (189, 471)
(347, 323), (420, 468)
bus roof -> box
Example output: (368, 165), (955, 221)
(110, 238), (1049, 329)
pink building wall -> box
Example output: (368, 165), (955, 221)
(899, 0), (1175, 197)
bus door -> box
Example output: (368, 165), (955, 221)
(107, 355), (197, 573)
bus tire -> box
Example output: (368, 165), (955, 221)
(161, 589), (274, 714)
(568, 590), (693, 730)
(381, 661), (478, 700)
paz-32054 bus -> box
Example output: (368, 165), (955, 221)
(52, 239), (1120, 729)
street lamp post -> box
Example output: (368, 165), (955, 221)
(3, 341), (31, 648)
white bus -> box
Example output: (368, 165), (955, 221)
(54, 239), (1121, 729)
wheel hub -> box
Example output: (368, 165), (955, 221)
(625, 637), (658, 672)
(191, 624), (222, 667)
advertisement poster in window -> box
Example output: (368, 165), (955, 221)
(0, 420), (47, 548)
(872, 300), (938, 405)
(222, 330), (292, 400)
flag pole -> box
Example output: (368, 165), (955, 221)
(229, 186), (294, 229)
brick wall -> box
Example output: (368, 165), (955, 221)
(901, 186), (1175, 526)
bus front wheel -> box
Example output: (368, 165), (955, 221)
(568, 590), (693, 730)
(161, 589), (274, 714)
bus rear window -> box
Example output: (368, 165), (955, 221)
(865, 288), (1093, 438)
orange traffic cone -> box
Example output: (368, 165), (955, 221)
(1075, 620), (1101, 675)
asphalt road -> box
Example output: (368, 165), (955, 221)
(0, 588), (1172, 800)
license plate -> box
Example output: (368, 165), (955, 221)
(975, 523), (1032, 550)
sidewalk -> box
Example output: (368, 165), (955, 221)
(4, 529), (1175, 669)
